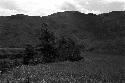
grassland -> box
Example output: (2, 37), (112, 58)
(0, 52), (124, 83)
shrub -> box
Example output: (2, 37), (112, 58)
(57, 36), (83, 62)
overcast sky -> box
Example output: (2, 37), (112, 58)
(0, 0), (125, 16)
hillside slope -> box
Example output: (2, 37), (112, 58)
(0, 15), (42, 47)
(0, 11), (124, 54)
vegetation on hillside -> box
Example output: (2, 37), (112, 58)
(22, 23), (83, 65)
(0, 23), (84, 74)
(0, 11), (125, 54)
(0, 12), (125, 83)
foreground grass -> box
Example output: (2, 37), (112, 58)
(0, 53), (125, 83)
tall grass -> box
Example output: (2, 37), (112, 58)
(0, 63), (124, 83)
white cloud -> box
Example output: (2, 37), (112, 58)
(0, 8), (21, 16)
(103, 0), (125, 3)
(12, 0), (70, 16)
(0, 0), (22, 11)
(74, 0), (125, 13)
(0, 0), (125, 16)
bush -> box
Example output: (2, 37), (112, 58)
(57, 36), (83, 62)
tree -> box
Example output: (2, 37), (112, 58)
(35, 23), (84, 63)
(35, 23), (58, 63)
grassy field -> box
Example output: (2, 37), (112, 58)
(0, 52), (125, 83)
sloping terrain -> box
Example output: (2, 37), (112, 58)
(42, 11), (125, 54)
(0, 15), (42, 47)
(0, 11), (125, 54)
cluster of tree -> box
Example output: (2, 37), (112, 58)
(22, 23), (84, 65)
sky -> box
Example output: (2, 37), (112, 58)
(0, 0), (125, 16)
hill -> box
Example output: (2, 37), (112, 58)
(0, 11), (124, 54)
(0, 14), (42, 47)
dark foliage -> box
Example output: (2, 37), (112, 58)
(0, 60), (14, 74)
(23, 44), (36, 65)
(0, 54), (9, 59)
(56, 36), (83, 62)
(34, 23), (84, 63)
(35, 23), (59, 63)
(0, 23), (84, 71)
